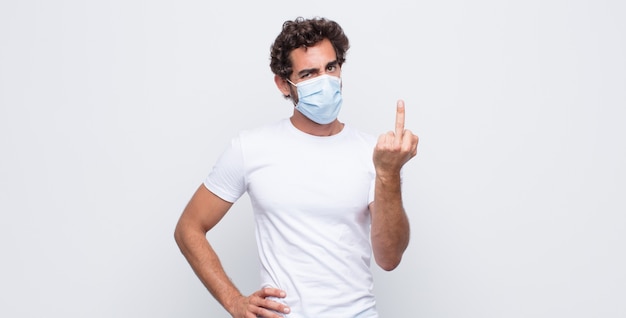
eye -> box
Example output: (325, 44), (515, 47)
(327, 65), (337, 72)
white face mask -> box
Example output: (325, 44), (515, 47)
(288, 74), (343, 124)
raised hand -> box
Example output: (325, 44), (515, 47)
(373, 100), (419, 176)
(231, 287), (290, 318)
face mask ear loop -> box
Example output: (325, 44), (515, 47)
(284, 78), (298, 105)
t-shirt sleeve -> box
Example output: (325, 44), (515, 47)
(203, 136), (246, 203)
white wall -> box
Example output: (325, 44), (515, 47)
(1, 1), (624, 317)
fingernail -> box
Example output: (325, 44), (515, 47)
(283, 307), (290, 314)
(279, 291), (286, 297)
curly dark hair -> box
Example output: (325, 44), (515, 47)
(270, 17), (350, 79)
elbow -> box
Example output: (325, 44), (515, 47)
(173, 218), (194, 250)
(375, 255), (402, 272)
(174, 217), (210, 252)
(173, 221), (185, 249)
(372, 237), (409, 271)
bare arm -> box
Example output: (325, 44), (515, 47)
(174, 184), (290, 317)
(370, 100), (419, 271)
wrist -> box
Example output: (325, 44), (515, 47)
(224, 293), (245, 316)
(375, 171), (401, 183)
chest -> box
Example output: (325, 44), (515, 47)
(244, 139), (374, 217)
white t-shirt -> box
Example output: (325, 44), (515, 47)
(204, 118), (379, 317)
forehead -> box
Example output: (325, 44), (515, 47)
(289, 38), (337, 72)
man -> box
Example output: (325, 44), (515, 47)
(174, 17), (418, 317)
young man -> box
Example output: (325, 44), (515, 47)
(174, 17), (419, 317)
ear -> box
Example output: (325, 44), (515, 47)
(274, 75), (291, 97)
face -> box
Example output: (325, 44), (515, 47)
(275, 38), (342, 103)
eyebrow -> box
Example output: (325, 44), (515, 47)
(296, 60), (339, 78)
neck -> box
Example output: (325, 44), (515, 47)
(290, 111), (344, 136)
